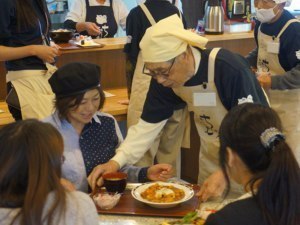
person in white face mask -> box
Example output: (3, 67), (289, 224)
(246, 0), (300, 164)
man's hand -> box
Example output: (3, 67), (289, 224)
(256, 72), (271, 90)
(196, 169), (227, 202)
(87, 160), (120, 191)
(147, 164), (174, 181)
(84, 22), (101, 36)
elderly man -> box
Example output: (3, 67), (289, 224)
(89, 15), (269, 201)
(125, 0), (187, 176)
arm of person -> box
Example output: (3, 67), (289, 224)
(87, 119), (167, 189)
(120, 163), (173, 183)
(113, 0), (129, 31)
(64, 0), (85, 30)
(64, 0), (99, 35)
(271, 64), (300, 90)
(0, 45), (59, 63)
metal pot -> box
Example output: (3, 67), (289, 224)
(203, 0), (224, 34)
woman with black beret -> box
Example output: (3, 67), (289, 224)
(44, 62), (174, 192)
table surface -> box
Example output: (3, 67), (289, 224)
(59, 37), (127, 54)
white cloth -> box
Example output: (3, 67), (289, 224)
(6, 63), (57, 120)
(257, 19), (300, 164)
(66, 0), (128, 31)
(0, 191), (99, 225)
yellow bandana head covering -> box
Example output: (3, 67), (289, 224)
(140, 15), (208, 63)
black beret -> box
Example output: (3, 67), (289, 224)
(49, 62), (101, 98)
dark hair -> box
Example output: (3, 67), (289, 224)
(219, 103), (300, 225)
(55, 86), (105, 120)
(0, 119), (66, 225)
(16, 0), (49, 31)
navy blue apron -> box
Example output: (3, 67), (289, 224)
(84, 0), (118, 38)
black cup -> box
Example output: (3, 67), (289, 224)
(103, 172), (127, 193)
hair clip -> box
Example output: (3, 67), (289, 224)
(260, 127), (285, 150)
(260, 127), (285, 149)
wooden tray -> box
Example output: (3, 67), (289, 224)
(95, 186), (200, 218)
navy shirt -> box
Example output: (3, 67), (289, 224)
(141, 48), (269, 123)
(205, 197), (267, 225)
(0, 0), (50, 71)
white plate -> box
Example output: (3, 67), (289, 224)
(74, 40), (103, 48)
(131, 182), (194, 209)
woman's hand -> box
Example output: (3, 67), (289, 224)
(87, 160), (120, 191)
(196, 169), (227, 202)
(147, 164), (174, 181)
(256, 72), (271, 90)
(84, 22), (101, 36)
(60, 178), (76, 191)
(32, 45), (60, 63)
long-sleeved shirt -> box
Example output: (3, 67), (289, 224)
(112, 47), (269, 167)
(44, 111), (148, 192)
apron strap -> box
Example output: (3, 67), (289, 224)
(139, 3), (156, 25)
(109, 0), (113, 9)
(208, 48), (221, 83)
(276, 19), (299, 39)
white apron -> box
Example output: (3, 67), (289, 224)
(128, 4), (189, 172)
(257, 19), (300, 163)
(173, 48), (244, 196)
(6, 63), (56, 120)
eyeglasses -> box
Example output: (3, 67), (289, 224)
(142, 58), (176, 79)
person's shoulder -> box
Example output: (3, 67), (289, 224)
(94, 112), (117, 125)
(216, 48), (249, 70)
(206, 198), (264, 225)
(127, 5), (142, 18)
(64, 191), (98, 224)
(95, 111), (114, 118)
(65, 191), (94, 204)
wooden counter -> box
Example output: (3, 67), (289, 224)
(0, 88), (128, 128)
(56, 37), (127, 91)
(205, 31), (256, 56)
(0, 37), (127, 101)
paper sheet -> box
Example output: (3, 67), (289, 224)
(104, 91), (115, 98)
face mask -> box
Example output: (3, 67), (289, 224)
(255, 5), (278, 23)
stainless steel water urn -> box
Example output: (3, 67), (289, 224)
(204, 0), (224, 34)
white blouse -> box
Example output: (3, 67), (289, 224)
(66, 0), (128, 31)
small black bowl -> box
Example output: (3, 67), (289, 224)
(49, 29), (74, 43)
